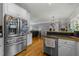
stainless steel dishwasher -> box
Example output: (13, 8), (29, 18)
(43, 36), (58, 56)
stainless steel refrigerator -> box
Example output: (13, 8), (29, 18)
(4, 15), (28, 56)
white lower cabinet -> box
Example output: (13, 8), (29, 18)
(27, 33), (32, 46)
(16, 43), (22, 54)
(23, 40), (27, 49)
(76, 42), (79, 56)
(58, 39), (76, 56)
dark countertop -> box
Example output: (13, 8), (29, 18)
(47, 31), (74, 33)
(47, 31), (74, 36)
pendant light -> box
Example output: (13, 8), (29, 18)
(50, 16), (55, 31)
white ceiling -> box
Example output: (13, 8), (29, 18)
(17, 3), (79, 24)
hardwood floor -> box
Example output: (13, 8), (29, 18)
(16, 37), (48, 56)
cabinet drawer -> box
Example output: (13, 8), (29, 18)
(58, 39), (75, 46)
(4, 44), (17, 56)
(45, 38), (56, 48)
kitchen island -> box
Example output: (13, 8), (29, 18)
(43, 31), (79, 56)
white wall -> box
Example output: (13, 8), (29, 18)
(32, 23), (50, 31)
(3, 3), (28, 19)
(31, 19), (70, 32)
(31, 6), (79, 32)
(69, 6), (79, 20)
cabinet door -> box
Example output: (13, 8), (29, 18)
(16, 43), (23, 54)
(76, 42), (79, 56)
(58, 44), (68, 56)
(27, 33), (32, 46)
(23, 40), (27, 49)
(0, 38), (4, 56)
(58, 39), (76, 56)
(66, 40), (76, 56)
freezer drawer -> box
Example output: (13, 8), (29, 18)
(4, 44), (17, 56)
(22, 40), (27, 50)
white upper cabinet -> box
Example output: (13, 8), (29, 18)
(3, 3), (30, 20)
